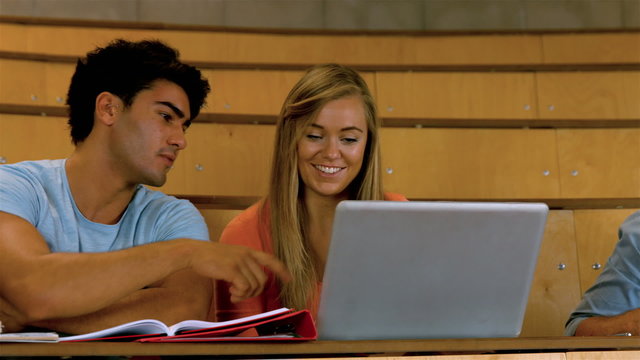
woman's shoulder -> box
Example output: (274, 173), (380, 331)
(219, 200), (271, 250)
(227, 201), (265, 227)
(383, 192), (408, 201)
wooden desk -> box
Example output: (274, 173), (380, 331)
(1, 337), (639, 358)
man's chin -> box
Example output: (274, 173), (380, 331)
(144, 175), (167, 188)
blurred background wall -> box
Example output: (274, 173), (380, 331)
(1, 0), (638, 31)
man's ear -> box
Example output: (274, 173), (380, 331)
(95, 92), (122, 126)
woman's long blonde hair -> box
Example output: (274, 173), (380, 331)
(261, 64), (384, 310)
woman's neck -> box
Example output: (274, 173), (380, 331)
(304, 191), (349, 279)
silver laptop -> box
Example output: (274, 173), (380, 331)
(317, 201), (548, 340)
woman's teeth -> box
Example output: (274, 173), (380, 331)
(315, 165), (342, 174)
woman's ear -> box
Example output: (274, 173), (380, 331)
(95, 92), (121, 126)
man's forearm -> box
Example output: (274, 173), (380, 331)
(0, 212), (200, 322)
(30, 270), (211, 335)
(2, 212), (288, 327)
(575, 309), (640, 336)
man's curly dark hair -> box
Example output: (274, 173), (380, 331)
(66, 39), (210, 145)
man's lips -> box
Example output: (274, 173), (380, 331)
(159, 153), (176, 166)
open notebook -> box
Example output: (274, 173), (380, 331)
(0, 308), (316, 343)
(317, 201), (548, 340)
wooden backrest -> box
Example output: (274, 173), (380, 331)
(1, 17), (638, 338)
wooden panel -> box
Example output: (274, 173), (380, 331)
(169, 123), (275, 197)
(23, 25), (231, 64)
(1, 62), (376, 118)
(222, 33), (416, 65)
(521, 210), (581, 337)
(23, 27), (412, 66)
(204, 69), (375, 117)
(1, 337), (638, 357)
(414, 34), (542, 65)
(158, 31), (230, 63)
(573, 209), (640, 294)
(0, 22), (545, 66)
(2, 21), (637, 68)
(376, 72), (537, 120)
(0, 23), (28, 52)
(5, 23), (414, 65)
(360, 72), (376, 96)
(556, 129), (640, 198)
(304, 354), (566, 360)
(542, 33), (640, 64)
(44, 62), (75, 106)
(145, 124), (274, 197)
(0, 114), (73, 163)
(567, 351), (640, 360)
(0, 59), (46, 105)
(312, 35), (414, 66)
(199, 209), (243, 242)
(537, 72), (640, 120)
(204, 69), (304, 116)
(26, 25), (157, 56)
(380, 128), (560, 199)
(226, 34), (537, 67)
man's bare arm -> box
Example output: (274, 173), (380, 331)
(0, 212), (196, 323)
(30, 269), (211, 335)
(575, 308), (640, 336)
(0, 212), (290, 330)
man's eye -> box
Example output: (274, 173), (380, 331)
(161, 113), (172, 122)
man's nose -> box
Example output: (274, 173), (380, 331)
(169, 129), (187, 150)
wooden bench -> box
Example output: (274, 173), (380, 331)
(0, 16), (638, 337)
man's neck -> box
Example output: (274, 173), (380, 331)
(65, 152), (137, 225)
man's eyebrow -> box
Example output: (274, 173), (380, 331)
(157, 101), (186, 119)
(310, 123), (364, 133)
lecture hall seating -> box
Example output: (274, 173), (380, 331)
(0, 16), (639, 337)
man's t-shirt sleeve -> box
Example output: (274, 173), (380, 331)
(152, 197), (210, 242)
(0, 165), (40, 225)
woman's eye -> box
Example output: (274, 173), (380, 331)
(342, 137), (358, 144)
(306, 134), (322, 140)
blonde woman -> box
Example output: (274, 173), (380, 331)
(214, 64), (406, 321)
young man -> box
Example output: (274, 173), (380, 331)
(0, 39), (289, 334)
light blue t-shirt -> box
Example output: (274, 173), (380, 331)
(564, 210), (640, 335)
(0, 159), (209, 253)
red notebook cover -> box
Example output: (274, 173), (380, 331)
(138, 310), (316, 342)
(59, 307), (299, 342)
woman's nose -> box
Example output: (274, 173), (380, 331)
(321, 139), (340, 159)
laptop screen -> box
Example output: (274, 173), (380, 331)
(317, 201), (548, 340)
